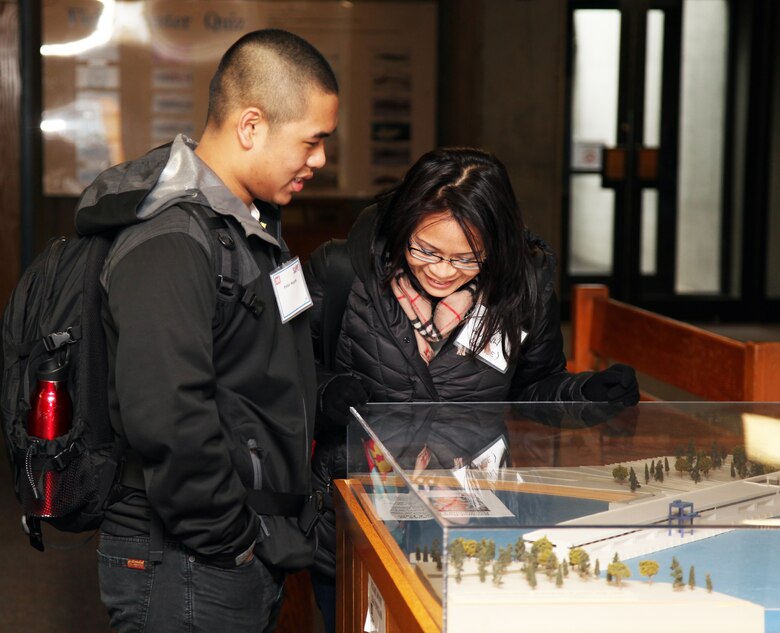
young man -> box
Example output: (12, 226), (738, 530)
(74, 30), (338, 633)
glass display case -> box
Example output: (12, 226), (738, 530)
(338, 401), (780, 633)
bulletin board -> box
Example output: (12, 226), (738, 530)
(41, 0), (437, 198)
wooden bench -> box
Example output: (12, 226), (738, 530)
(568, 284), (780, 401)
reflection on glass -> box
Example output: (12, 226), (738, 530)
(346, 402), (780, 633)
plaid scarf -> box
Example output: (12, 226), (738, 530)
(391, 271), (478, 364)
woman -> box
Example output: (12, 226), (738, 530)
(304, 147), (638, 631)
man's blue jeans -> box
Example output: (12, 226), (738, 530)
(97, 533), (284, 633)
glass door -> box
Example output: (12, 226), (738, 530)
(563, 0), (733, 313)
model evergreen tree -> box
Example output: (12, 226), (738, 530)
(670, 557), (684, 590)
(655, 461), (664, 482)
(556, 564), (564, 588)
(664, 456), (670, 473)
(526, 560), (537, 589)
(731, 461), (737, 478)
(477, 549), (489, 583)
(492, 546), (512, 586)
(448, 539), (465, 583)
(705, 574), (713, 593)
(594, 559), (600, 578)
(688, 566), (696, 590)
(644, 463), (650, 484)
(514, 537), (526, 562)
(629, 467), (641, 492)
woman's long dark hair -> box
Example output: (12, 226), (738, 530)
(374, 147), (543, 364)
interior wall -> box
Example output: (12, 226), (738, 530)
(480, 0), (568, 264)
(438, 0), (567, 265)
(0, 0), (21, 309)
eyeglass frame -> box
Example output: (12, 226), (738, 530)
(406, 241), (484, 271)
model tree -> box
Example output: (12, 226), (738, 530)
(492, 546), (512, 586)
(644, 463), (650, 484)
(629, 467), (641, 492)
(688, 566), (696, 590)
(607, 560), (631, 587)
(532, 536), (554, 565)
(665, 456), (670, 473)
(612, 464), (628, 484)
(593, 559), (600, 579)
(705, 574), (713, 593)
(562, 559), (569, 577)
(730, 461), (737, 478)
(569, 547), (590, 577)
(526, 559), (538, 589)
(674, 456), (690, 478)
(698, 455), (712, 478)
(514, 537), (526, 563)
(477, 547), (489, 583)
(670, 557), (684, 590)
(655, 461), (664, 483)
(556, 564), (564, 588)
(639, 560), (660, 584)
(448, 539), (465, 583)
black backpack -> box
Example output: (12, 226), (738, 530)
(0, 203), (257, 551)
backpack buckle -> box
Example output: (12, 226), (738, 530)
(43, 329), (76, 352)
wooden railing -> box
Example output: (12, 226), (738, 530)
(568, 284), (780, 401)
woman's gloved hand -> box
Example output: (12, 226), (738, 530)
(319, 374), (370, 428)
(582, 363), (640, 406)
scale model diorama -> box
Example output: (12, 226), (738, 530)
(404, 440), (780, 633)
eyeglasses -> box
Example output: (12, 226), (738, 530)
(407, 242), (483, 271)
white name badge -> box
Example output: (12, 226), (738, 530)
(454, 304), (526, 373)
(269, 257), (313, 323)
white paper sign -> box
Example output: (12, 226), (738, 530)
(364, 574), (386, 633)
(269, 257), (313, 323)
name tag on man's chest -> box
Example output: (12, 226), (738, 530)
(269, 257), (313, 323)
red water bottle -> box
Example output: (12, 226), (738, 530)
(28, 356), (72, 516)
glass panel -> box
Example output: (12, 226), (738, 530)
(641, 189), (658, 275)
(675, 0), (728, 294)
(569, 175), (615, 275)
(347, 401), (780, 633)
(643, 10), (664, 147)
(640, 10), (664, 278)
(569, 9), (621, 276)
(767, 8), (780, 298)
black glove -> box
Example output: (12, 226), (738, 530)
(582, 363), (639, 406)
(319, 374), (370, 428)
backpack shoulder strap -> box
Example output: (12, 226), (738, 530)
(182, 203), (264, 318)
(321, 238), (355, 370)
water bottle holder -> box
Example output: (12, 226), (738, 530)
(17, 445), (94, 519)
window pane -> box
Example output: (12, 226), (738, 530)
(643, 10), (664, 147)
(675, 0), (728, 294)
(569, 10), (620, 276)
(569, 175), (615, 275)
